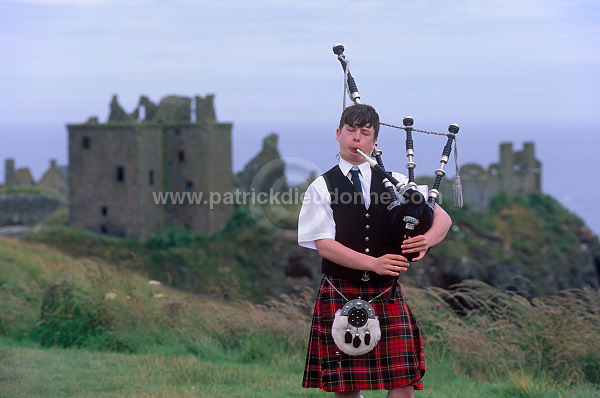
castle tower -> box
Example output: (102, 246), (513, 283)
(68, 94), (233, 239)
(499, 142), (514, 196)
(3, 159), (34, 188)
(521, 142), (541, 192)
(5, 159), (15, 186)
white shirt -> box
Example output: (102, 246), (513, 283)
(298, 158), (428, 250)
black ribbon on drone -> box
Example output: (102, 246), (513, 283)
(333, 44), (462, 303)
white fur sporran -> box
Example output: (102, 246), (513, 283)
(331, 298), (381, 356)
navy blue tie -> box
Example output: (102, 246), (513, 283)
(350, 169), (364, 202)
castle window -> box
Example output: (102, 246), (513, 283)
(186, 181), (194, 192)
(116, 166), (125, 182)
(178, 151), (185, 163)
(82, 136), (90, 149)
(175, 128), (181, 135)
(101, 206), (108, 216)
(101, 225), (107, 233)
(148, 170), (154, 185)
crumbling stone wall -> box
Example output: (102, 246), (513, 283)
(455, 142), (541, 211)
(0, 193), (64, 226)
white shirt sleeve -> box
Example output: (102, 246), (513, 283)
(390, 172), (429, 198)
(297, 176), (335, 250)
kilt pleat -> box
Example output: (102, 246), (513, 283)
(302, 275), (425, 392)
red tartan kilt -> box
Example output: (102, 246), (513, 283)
(302, 276), (425, 392)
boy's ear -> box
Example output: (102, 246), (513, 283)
(335, 128), (341, 142)
(371, 137), (377, 150)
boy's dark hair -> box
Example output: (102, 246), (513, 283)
(339, 104), (381, 139)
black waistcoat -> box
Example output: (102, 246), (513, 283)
(321, 165), (397, 284)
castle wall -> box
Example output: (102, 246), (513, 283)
(38, 160), (68, 199)
(136, 124), (166, 239)
(459, 164), (500, 211)
(208, 123), (233, 232)
(163, 124), (209, 232)
(0, 193), (64, 226)
(69, 125), (142, 237)
(162, 122), (233, 235)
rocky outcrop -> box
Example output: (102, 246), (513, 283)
(406, 195), (600, 297)
(261, 191), (600, 298)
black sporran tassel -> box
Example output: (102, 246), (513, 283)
(364, 330), (371, 345)
(345, 329), (352, 344)
(353, 334), (361, 348)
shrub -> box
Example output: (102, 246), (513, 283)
(30, 281), (111, 349)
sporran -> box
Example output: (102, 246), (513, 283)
(325, 276), (392, 356)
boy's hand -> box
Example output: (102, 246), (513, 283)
(401, 235), (431, 262)
(371, 254), (410, 276)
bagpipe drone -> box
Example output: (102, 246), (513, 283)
(332, 44), (463, 303)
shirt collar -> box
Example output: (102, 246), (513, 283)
(338, 158), (372, 180)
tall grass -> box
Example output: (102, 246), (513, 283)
(0, 235), (313, 357)
(407, 280), (600, 386)
(1, 236), (599, 396)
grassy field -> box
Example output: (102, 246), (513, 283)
(2, 338), (599, 398)
(1, 234), (599, 397)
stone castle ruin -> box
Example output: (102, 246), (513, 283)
(4, 158), (68, 198)
(67, 94), (232, 239)
(1, 91), (542, 240)
(458, 142), (541, 211)
(1, 159), (67, 234)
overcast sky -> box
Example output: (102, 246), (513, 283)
(1, 0), (599, 232)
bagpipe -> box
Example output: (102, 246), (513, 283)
(333, 44), (462, 302)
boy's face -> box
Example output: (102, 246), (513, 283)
(336, 123), (378, 165)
